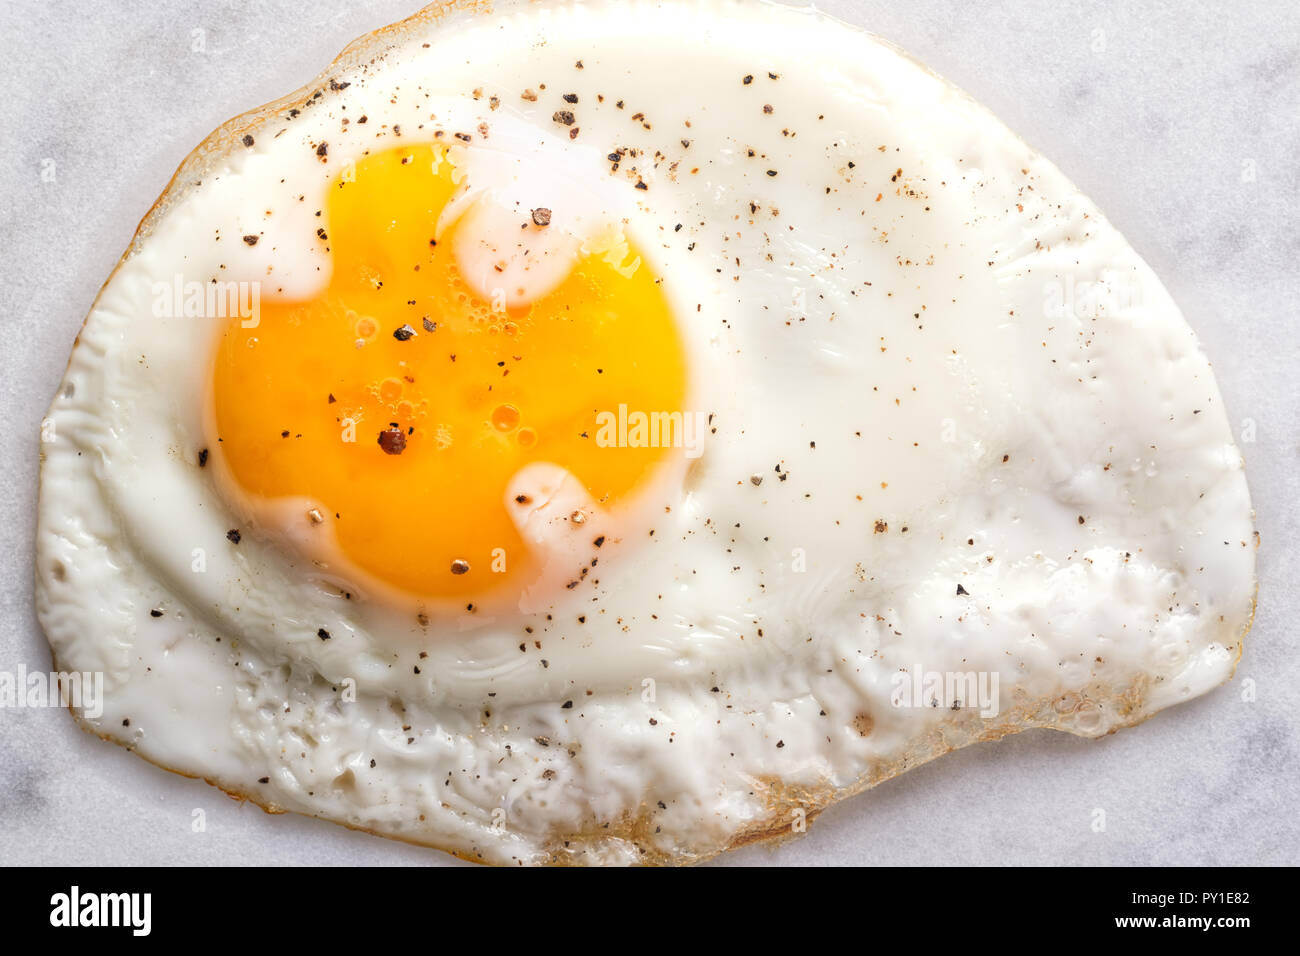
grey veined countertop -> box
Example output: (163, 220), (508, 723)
(0, 0), (1296, 866)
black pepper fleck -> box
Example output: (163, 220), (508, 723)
(378, 427), (408, 455)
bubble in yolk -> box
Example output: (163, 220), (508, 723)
(211, 144), (687, 603)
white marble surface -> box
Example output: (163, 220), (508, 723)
(0, 0), (1295, 866)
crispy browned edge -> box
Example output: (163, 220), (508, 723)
(37, 0), (1259, 867)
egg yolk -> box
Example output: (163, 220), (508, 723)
(211, 144), (686, 602)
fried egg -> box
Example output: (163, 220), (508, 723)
(35, 0), (1256, 865)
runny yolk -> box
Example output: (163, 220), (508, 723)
(211, 144), (687, 602)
